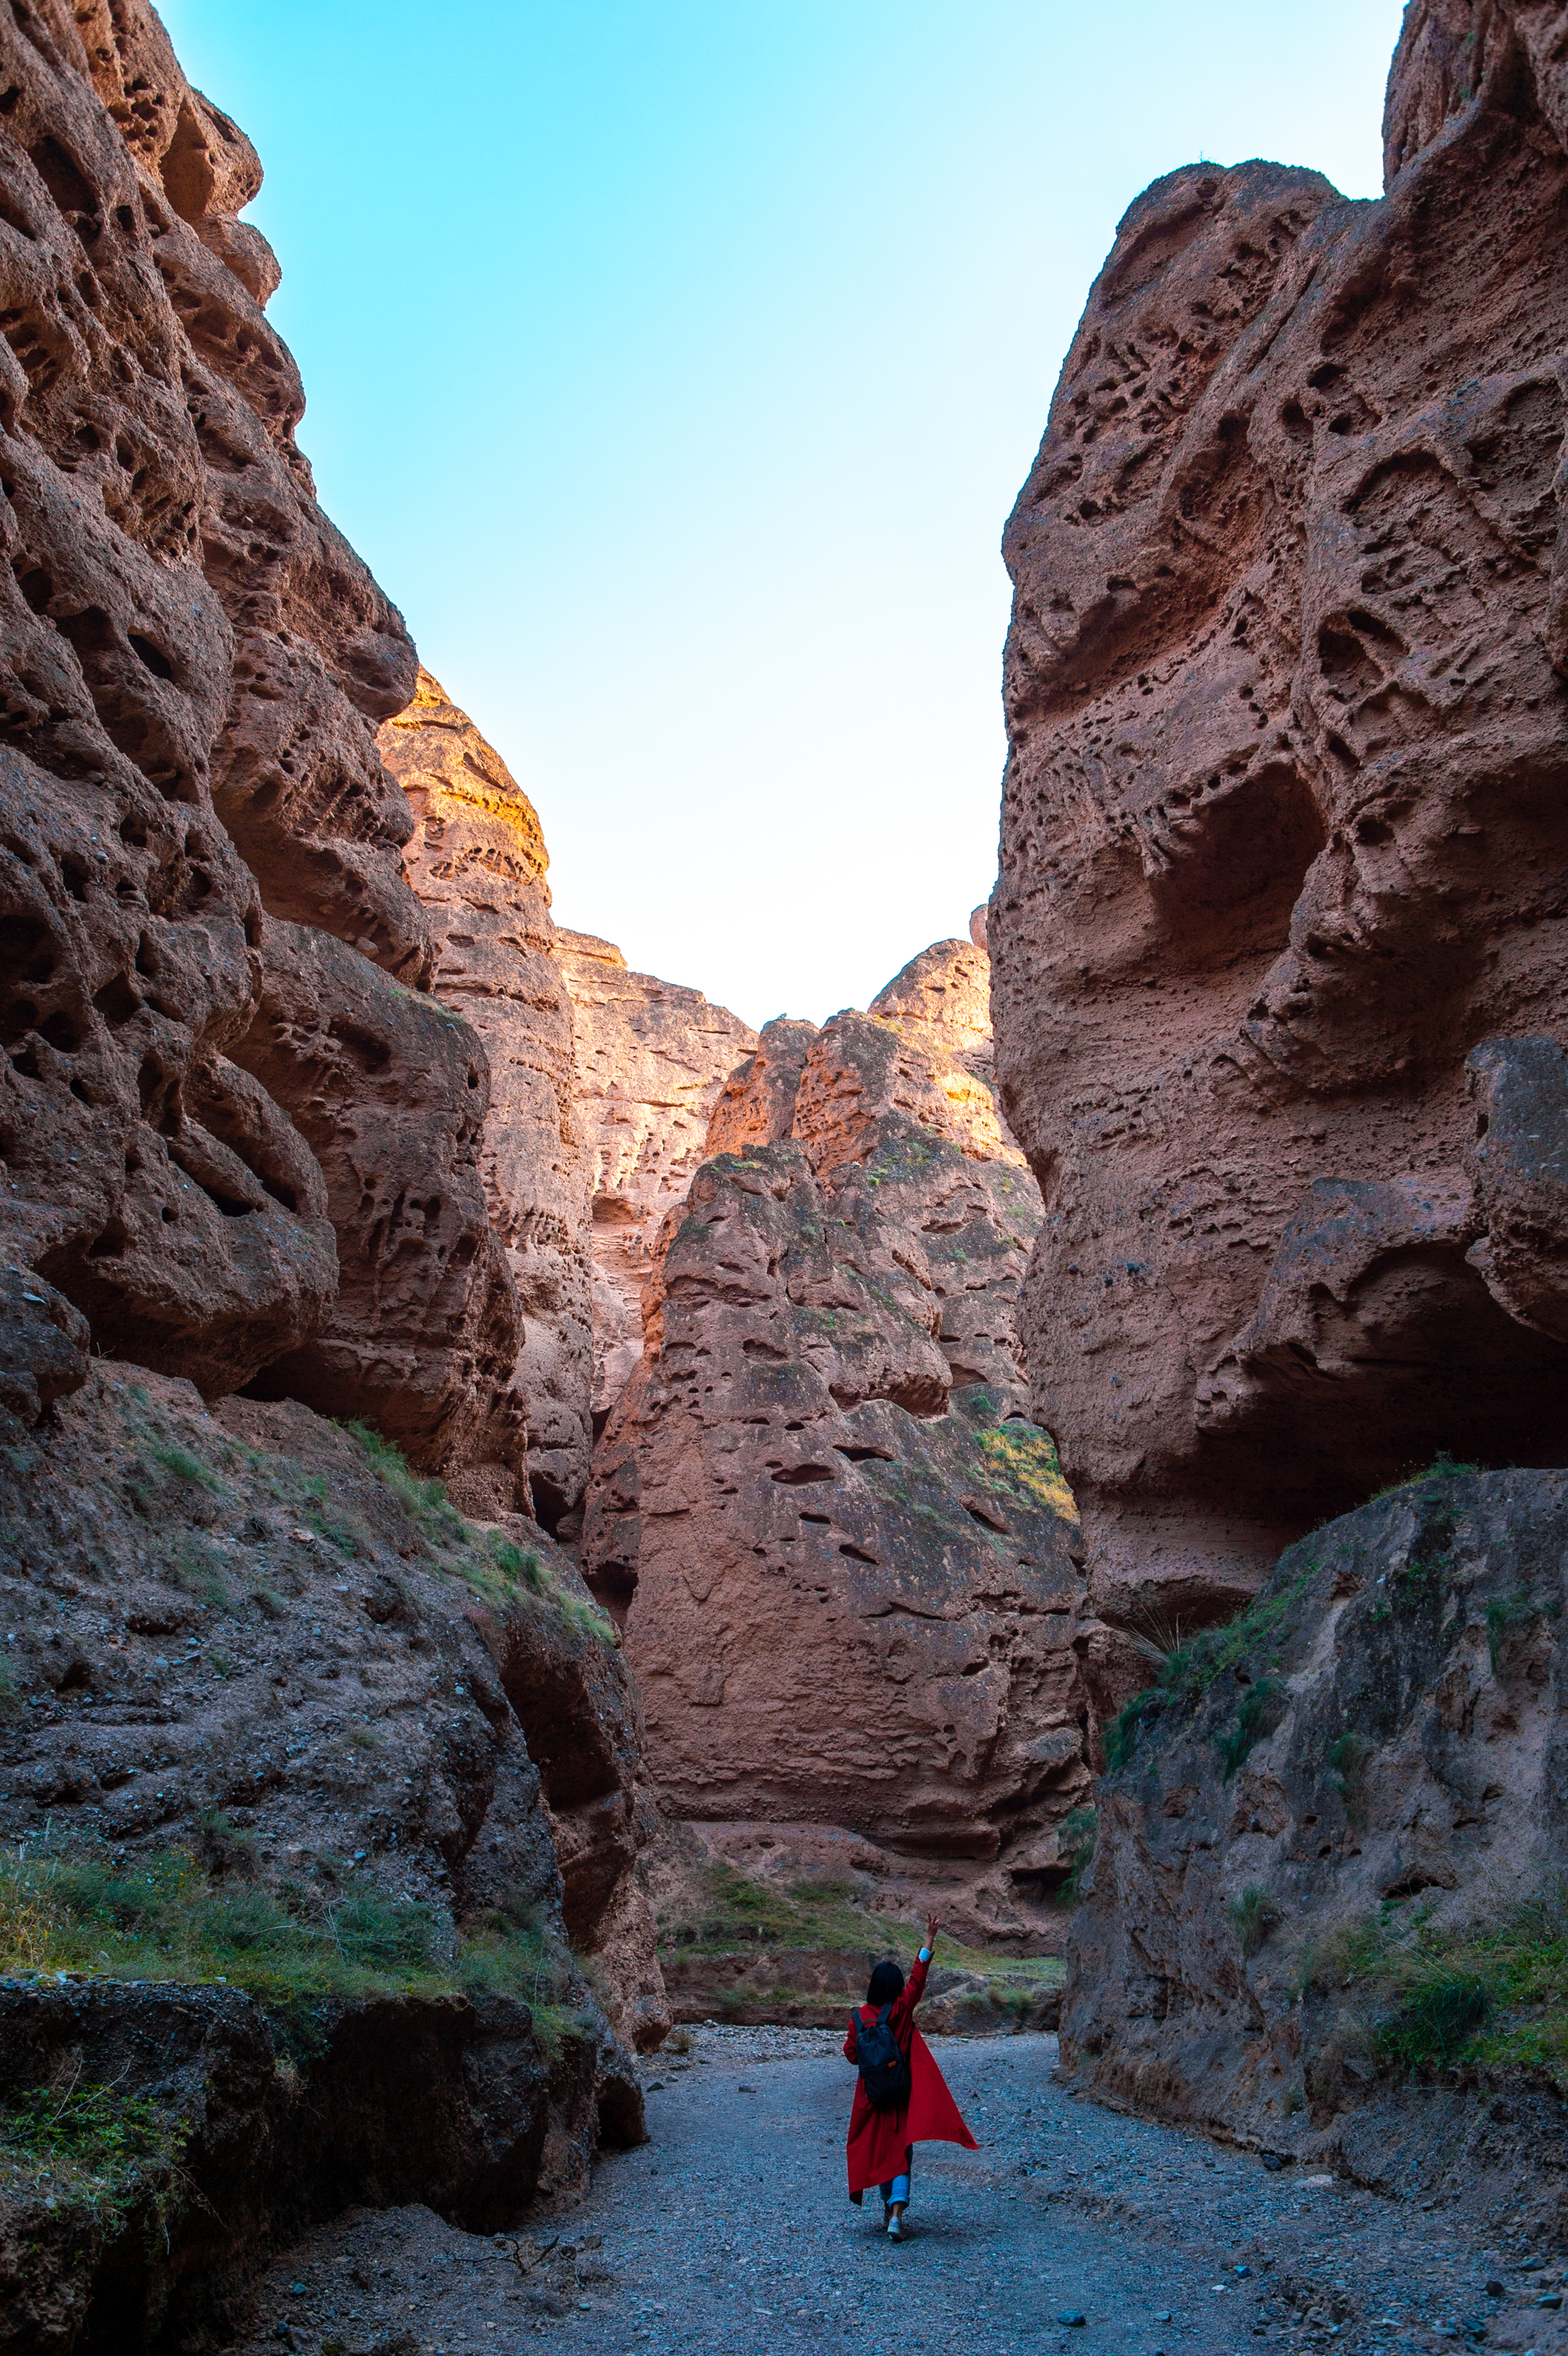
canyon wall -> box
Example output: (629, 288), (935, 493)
(0, 0), (535, 1512)
(379, 670), (594, 1522)
(583, 941), (1095, 1941)
(557, 929), (755, 1433)
(992, 0), (1568, 1715)
(0, 13), (667, 2318)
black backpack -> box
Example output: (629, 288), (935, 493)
(854, 2003), (912, 2110)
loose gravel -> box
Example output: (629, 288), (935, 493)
(235, 2028), (1568, 2356)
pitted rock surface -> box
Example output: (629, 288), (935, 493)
(0, 0), (539, 1443)
(381, 670), (593, 1521)
(992, 0), (1568, 1695)
(232, 915), (524, 1494)
(557, 930), (755, 1422)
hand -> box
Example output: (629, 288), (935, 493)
(925, 1912), (940, 1948)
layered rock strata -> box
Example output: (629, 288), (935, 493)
(380, 671), (594, 1520)
(583, 940), (1091, 1938)
(1063, 1465), (1568, 2233)
(557, 931), (755, 1426)
(992, 0), (1568, 1699)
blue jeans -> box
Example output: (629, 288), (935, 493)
(879, 2168), (911, 2204)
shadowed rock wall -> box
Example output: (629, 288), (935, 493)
(1062, 1466), (1568, 2233)
(993, 0), (1568, 1712)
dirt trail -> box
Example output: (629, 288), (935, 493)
(236, 2028), (1566, 2356)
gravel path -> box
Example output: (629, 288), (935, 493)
(236, 2029), (1567, 2356)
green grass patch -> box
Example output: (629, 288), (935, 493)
(0, 1849), (577, 2036)
(1370, 1451), (1482, 1502)
(1217, 1677), (1285, 1780)
(1055, 1806), (1096, 1904)
(1303, 1886), (1568, 2087)
(656, 1864), (1065, 1999)
(1227, 1884), (1282, 1958)
(342, 1422), (614, 1644)
(148, 1441), (224, 1494)
(0, 2078), (190, 2236)
(972, 1422), (1077, 1523)
(1102, 1562), (1317, 1774)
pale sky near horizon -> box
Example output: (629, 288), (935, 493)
(159, 0), (1405, 1031)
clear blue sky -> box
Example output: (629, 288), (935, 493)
(160, 0), (1405, 1029)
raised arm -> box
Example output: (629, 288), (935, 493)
(887, 1915), (940, 2038)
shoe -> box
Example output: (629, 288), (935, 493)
(880, 2200), (891, 2232)
(887, 2209), (904, 2241)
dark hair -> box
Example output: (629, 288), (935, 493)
(867, 1959), (905, 2007)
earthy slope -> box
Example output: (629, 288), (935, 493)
(1063, 1465), (1568, 2239)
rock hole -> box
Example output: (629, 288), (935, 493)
(327, 1017), (392, 1075)
(27, 136), (96, 221)
(127, 631), (174, 680)
(93, 971), (140, 1025)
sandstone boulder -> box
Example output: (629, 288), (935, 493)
(557, 931), (755, 1424)
(381, 671), (594, 1521)
(992, 3), (1568, 1659)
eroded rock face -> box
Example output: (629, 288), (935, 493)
(583, 942), (1091, 1938)
(0, 1977), (623, 2354)
(231, 916), (524, 1494)
(793, 942), (1027, 1183)
(557, 931), (755, 1421)
(0, 7), (538, 1497)
(0, 1361), (664, 2051)
(381, 671), (593, 1520)
(1063, 1469), (1568, 2182)
(992, 2), (1568, 1669)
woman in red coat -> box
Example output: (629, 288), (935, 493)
(842, 1913), (978, 2239)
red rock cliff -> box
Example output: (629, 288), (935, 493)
(583, 939), (1092, 1940)
(993, 0), (1568, 1709)
(0, 0), (522, 1507)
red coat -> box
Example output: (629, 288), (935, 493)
(842, 1955), (978, 2194)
